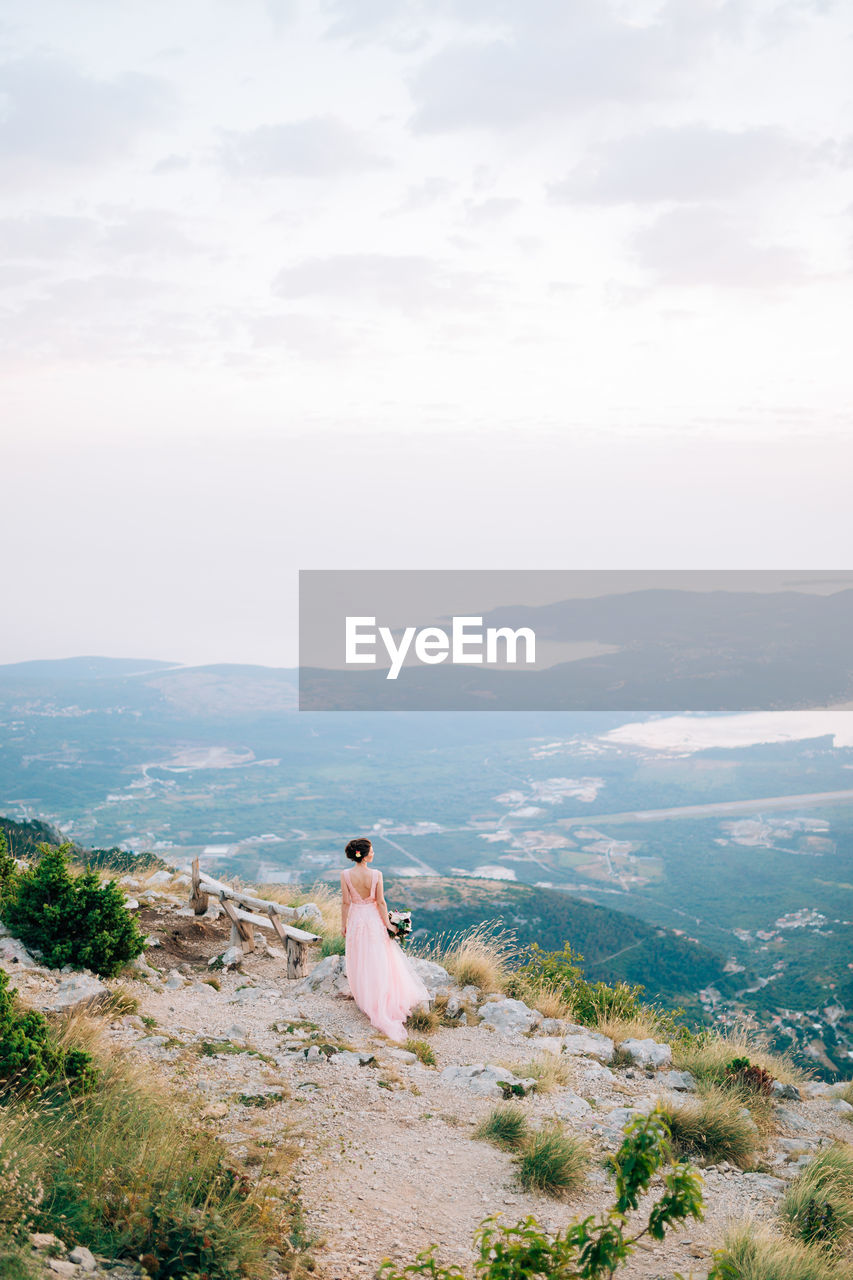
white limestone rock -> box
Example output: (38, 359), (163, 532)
(620, 1038), (672, 1069)
(440, 1063), (538, 1099)
(45, 973), (108, 1012)
(477, 997), (542, 1035)
(295, 954), (352, 998)
(561, 1026), (616, 1063)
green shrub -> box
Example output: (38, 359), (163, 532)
(515, 1123), (589, 1199)
(0, 970), (98, 1097)
(379, 1110), (704, 1279)
(660, 1087), (761, 1169)
(1, 843), (146, 976)
(508, 941), (684, 1035)
(475, 1104), (529, 1151)
(0, 833), (17, 906)
(725, 1056), (775, 1096)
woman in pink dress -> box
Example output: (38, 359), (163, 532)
(340, 837), (430, 1042)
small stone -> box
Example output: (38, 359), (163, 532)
(660, 1069), (697, 1092)
(771, 1080), (802, 1101)
(68, 1245), (97, 1270)
(385, 1048), (418, 1065)
(831, 1098), (853, 1115)
(330, 1050), (376, 1067)
(164, 969), (186, 990)
(742, 1172), (787, 1196)
(47, 1261), (78, 1277)
(210, 945), (243, 970)
(31, 1234), (64, 1253)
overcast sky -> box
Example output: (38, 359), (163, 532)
(3, 0), (852, 666)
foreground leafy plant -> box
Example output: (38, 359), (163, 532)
(1, 843), (146, 976)
(378, 1109), (704, 1279)
(0, 970), (98, 1097)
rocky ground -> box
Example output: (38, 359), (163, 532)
(4, 873), (853, 1280)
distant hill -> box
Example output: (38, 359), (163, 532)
(387, 876), (740, 1015)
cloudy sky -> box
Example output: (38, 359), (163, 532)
(3, 0), (852, 666)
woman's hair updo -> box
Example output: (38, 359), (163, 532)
(345, 837), (372, 863)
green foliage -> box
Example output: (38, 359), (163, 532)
(1, 843), (146, 977)
(320, 934), (346, 957)
(0, 834), (17, 908)
(515, 1124), (589, 1199)
(475, 1104), (530, 1152)
(0, 1037), (283, 1280)
(508, 941), (686, 1037)
(379, 1110), (704, 1279)
(0, 970), (98, 1097)
(404, 1038), (436, 1067)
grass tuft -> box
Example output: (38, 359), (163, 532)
(475, 1104), (530, 1151)
(659, 1087), (761, 1169)
(515, 1123), (589, 1199)
(406, 1006), (439, 1034)
(502, 1053), (572, 1094)
(781, 1142), (853, 1254)
(404, 1038), (436, 1067)
(712, 1222), (848, 1280)
(672, 1024), (806, 1090)
(424, 922), (518, 994)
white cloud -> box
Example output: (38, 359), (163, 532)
(219, 116), (390, 177)
(550, 124), (813, 204)
(631, 205), (807, 288)
(0, 57), (174, 176)
(272, 252), (493, 313)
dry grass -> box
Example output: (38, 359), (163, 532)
(502, 1053), (574, 1094)
(406, 1006), (440, 1034)
(660, 1086), (762, 1169)
(506, 972), (574, 1020)
(424, 922), (518, 994)
(596, 1010), (678, 1044)
(672, 1023), (808, 1089)
(713, 1221), (851, 1280)
(1, 1014), (302, 1279)
(258, 879), (341, 937)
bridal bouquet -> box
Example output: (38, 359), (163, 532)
(388, 910), (412, 945)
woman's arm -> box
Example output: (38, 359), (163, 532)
(340, 873), (350, 935)
(375, 872), (393, 931)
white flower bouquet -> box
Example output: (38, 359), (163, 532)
(388, 910), (412, 945)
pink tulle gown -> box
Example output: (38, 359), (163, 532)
(343, 867), (430, 1042)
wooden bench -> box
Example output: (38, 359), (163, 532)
(190, 858), (321, 978)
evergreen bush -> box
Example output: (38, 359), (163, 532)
(1, 843), (146, 977)
(0, 970), (98, 1096)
